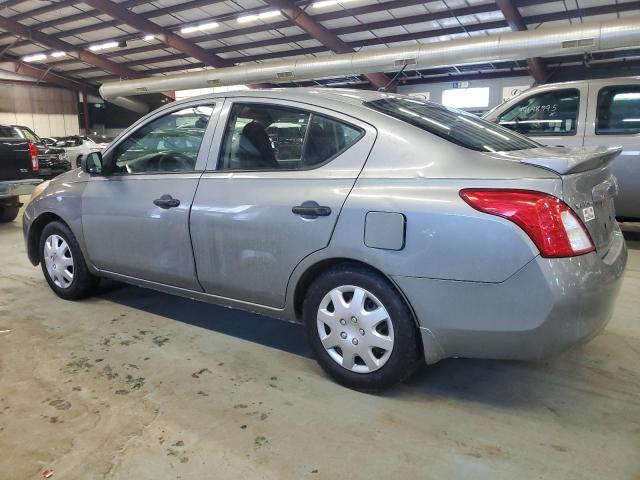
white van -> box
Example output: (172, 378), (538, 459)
(484, 77), (640, 220)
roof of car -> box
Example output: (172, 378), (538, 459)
(175, 87), (395, 108)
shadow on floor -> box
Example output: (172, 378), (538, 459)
(96, 281), (311, 358)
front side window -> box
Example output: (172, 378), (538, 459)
(596, 85), (640, 135)
(497, 89), (580, 136)
(112, 105), (214, 174)
(218, 103), (362, 171)
(365, 97), (537, 152)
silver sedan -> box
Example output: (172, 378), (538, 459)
(23, 89), (627, 391)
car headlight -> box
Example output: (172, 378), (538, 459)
(31, 180), (50, 200)
(58, 152), (68, 160)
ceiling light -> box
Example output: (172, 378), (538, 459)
(89, 41), (119, 51)
(313, 0), (356, 8)
(143, 34), (155, 41)
(237, 10), (281, 23)
(22, 53), (47, 62)
(180, 21), (219, 34)
(50, 51), (66, 58)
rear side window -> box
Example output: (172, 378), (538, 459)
(0, 126), (21, 138)
(218, 103), (362, 171)
(596, 85), (640, 135)
(365, 97), (537, 153)
(497, 89), (580, 136)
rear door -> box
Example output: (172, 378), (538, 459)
(81, 101), (221, 290)
(582, 82), (640, 218)
(190, 98), (376, 308)
(494, 86), (588, 147)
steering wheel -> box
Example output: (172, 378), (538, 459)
(157, 151), (193, 171)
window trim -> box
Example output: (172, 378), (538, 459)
(497, 88), (581, 137)
(214, 101), (365, 173)
(595, 84), (640, 136)
(104, 102), (217, 176)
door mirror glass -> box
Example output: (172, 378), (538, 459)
(83, 151), (103, 174)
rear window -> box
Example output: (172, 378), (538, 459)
(365, 97), (538, 153)
(0, 126), (22, 139)
(596, 85), (640, 135)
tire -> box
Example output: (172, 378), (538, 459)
(303, 263), (422, 392)
(0, 201), (19, 222)
(76, 155), (83, 168)
(39, 221), (99, 300)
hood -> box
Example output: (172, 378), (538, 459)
(484, 146), (622, 175)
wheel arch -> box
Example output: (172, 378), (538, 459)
(27, 212), (66, 265)
(292, 257), (421, 330)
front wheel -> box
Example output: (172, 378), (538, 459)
(39, 221), (99, 300)
(303, 264), (422, 392)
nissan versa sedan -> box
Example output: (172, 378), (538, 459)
(23, 89), (627, 391)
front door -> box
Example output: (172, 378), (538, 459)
(190, 99), (376, 308)
(81, 101), (220, 290)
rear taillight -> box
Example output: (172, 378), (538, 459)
(459, 189), (595, 258)
(28, 142), (39, 172)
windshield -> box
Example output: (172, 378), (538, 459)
(364, 97), (539, 153)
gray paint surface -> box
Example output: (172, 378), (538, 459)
(23, 88), (627, 364)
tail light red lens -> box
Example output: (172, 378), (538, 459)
(459, 189), (595, 258)
(28, 142), (39, 172)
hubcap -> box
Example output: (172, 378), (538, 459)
(316, 285), (394, 374)
(44, 234), (74, 289)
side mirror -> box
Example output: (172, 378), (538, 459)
(82, 151), (103, 174)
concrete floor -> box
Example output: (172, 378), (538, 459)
(1, 205), (639, 480)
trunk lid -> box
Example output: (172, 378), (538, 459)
(495, 146), (622, 255)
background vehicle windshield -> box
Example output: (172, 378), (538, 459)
(365, 97), (539, 152)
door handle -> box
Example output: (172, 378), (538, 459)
(292, 201), (331, 218)
(153, 194), (180, 209)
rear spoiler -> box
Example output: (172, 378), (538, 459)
(519, 146), (622, 175)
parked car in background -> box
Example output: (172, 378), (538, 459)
(23, 90), (626, 391)
(483, 77), (640, 220)
(56, 135), (112, 167)
(0, 125), (44, 222)
(86, 134), (114, 150)
(41, 137), (59, 147)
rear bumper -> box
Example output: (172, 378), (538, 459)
(393, 227), (627, 363)
(0, 178), (42, 199)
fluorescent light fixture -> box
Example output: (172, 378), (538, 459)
(237, 10), (281, 23)
(143, 34), (155, 41)
(89, 41), (119, 51)
(180, 21), (219, 34)
(50, 51), (66, 58)
(22, 53), (47, 62)
(313, 0), (357, 8)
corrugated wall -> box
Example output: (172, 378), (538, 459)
(0, 84), (79, 137)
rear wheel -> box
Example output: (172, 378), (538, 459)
(39, 221), (99, 300)
(303, 264), (422, 392)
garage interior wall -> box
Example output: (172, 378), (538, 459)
(397, 75), (535, 113)
(0, 83), (80, 137)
